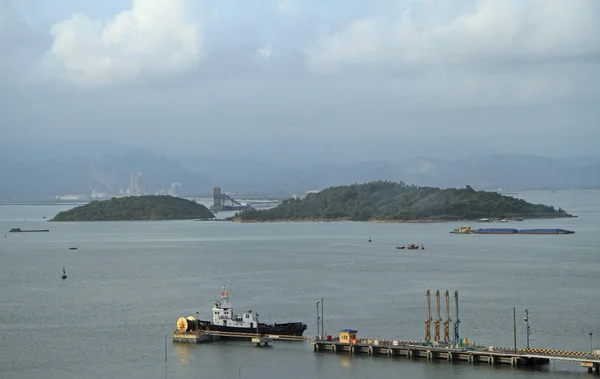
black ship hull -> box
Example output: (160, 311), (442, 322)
(199, 320), (307, 336)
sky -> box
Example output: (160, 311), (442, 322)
(1, 0), (599, 165)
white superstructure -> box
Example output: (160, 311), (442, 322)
(211, 284), (259, 329)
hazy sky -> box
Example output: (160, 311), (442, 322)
(1, 0), (599, 165)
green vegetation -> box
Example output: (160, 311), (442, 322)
(235, 181), (573, 222)
(51, 195), (215, 221)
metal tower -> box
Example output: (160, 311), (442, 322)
(434, 290), (441, 342)
(425, 290), (432, 342)
(443, 290), (451, 342)
(453, 290), (460, 344)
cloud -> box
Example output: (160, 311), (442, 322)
(307, 0), (600, 74)
(277, 0), (295, 14)
(304, 0), (600, 108)
(43, 0), (203, 88)
(255, 43), (274, 61)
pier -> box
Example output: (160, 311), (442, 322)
(171, 289), (599, 374)
(313, 336), (600, 372)
(311, 290), (600, 374)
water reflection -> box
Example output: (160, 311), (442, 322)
(173, 343), (194, 365)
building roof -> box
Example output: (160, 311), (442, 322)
(339, 329), (358, 333)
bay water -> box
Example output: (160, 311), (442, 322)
(0, 190), (598, 378)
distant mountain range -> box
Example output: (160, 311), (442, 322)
(0, 151), (598, 200)
(194, 154), (600, 195)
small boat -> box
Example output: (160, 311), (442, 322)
(68, 247), (78, 250)
(396, 246), (405, 249)
(61, 267), (67, 280)
(406, 244), (420, 250)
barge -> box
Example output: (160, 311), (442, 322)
(450, 226), (574, 235)
(9, 228), (49, 233)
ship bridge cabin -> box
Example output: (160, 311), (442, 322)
(339, 329), (358, 344)
(211, 290), (258, 328)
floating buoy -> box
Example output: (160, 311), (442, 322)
(61, 267), (67, 280)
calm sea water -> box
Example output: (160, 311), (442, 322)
(0, 190), (598, 379)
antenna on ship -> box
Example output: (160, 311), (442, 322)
(221, 283), (230, 309)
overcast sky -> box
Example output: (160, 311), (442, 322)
(1, 0), (599, 165)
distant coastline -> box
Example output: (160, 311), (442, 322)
(231, 214), (576, 223)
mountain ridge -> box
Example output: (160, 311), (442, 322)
(0, 151), (598, 200)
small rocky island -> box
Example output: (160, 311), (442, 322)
(51, 195), (215, 221)
(233, 181), (573, 222)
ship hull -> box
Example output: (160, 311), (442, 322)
(198, 320), (307, 336)
(9, 229), (49, 233)
(471, 231), (517, 234)
(450, 228), (575, 234)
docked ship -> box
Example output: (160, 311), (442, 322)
(450, 226), (575, 235)
(189, 285), (307, 336)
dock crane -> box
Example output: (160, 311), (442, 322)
(425, 290), (431, 342)
(434, 290), (441, 342)
(443, 290), (451, 342)
(454, 290), (460, 344)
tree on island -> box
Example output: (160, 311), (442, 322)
(234, 181), (572, 222)
(51, 195), (215, 221)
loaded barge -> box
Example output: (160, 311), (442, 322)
(450, 226), (574, 235)
(9, 228), (49, 233)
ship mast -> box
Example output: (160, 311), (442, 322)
(220, 283), (230, 309)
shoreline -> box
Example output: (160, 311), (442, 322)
(230, 215), (576, 223)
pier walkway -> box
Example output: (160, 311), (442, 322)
(313, 337), (600, 373)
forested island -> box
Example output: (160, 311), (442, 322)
(51, 195), (215, 221)
(234, 181), (573, 222)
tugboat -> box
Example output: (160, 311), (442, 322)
(196, 285), (307, 336)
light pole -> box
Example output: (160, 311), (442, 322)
(321, 298), (324, 339)
(316, 301), (321, 340)
(513, 307), (517, 352)
(590, 332), (593, 355)
(523, 309), (530, 349)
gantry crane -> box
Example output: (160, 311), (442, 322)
(434, 290), (441, 342)
(425, 289), (431, 342)
(443, 290), (451, 342)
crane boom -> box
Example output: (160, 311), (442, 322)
(425, 290), (431, 342)
(443, 290), (451, 342)
(434, 290), (441, 342)
(453, 290), (460, 344)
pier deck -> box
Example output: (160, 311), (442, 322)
(313, 338), (600, 373)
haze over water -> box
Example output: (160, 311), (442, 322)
(0, 190), (598, 379)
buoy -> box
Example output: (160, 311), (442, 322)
(368, 236), (372, 242)
(61, 267), (67, 280)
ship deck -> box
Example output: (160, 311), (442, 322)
(172, 330), (311, 343)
